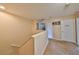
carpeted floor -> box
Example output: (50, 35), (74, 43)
(44, 39), (79, 55)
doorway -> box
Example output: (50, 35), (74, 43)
(61, 19), (76, 43)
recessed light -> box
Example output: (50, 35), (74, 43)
(0, 6), (5, 10)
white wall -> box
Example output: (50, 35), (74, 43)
(43, 17), (76, 43)
(0, 11), (32, 54)
(43, 19), (54, 39)
(43, 19), (60, 39)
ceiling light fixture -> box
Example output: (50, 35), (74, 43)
(0, 5), (6, 10)
(66, 3), (70, 4)
(65, 3), (70, 6)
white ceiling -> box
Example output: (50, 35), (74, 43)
(1, 3), (79, 20)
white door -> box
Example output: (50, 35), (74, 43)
(53, 25), (61, 40)
(61, 20), (75, 42)
(77, 17), (79, 45)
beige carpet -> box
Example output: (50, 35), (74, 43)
(44, 39), (79, 55)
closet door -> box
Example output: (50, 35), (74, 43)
(61, 19), (75, 43)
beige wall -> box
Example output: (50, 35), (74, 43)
(19, 38), (34, 55)
(32, 20), (37, 34)
(0, 11), (32, 54)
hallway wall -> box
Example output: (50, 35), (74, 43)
(0, 11), (32, 54)
(43, 16), (76, 43)
(43, 18), (60, 39)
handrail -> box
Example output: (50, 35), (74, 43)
(20, 31), (45, 48)
(19, 37), (33, 48)
(18, 31), (44, 48)
(11, 34), (33, 48)
(11, 31), (44, 48)
(10, 35), (33, 54)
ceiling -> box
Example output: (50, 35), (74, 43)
(0, 3), (79, 20)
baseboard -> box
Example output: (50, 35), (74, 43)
(53, 39), (77, 45)
(41, 40), (49, 55)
